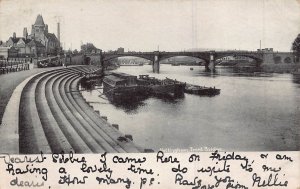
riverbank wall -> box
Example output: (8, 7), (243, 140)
(261, 63), (300, 73)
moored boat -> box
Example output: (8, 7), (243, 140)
(102, 73), (185, 103)
(102, 73), (148, 103)
(165, 77), (221, 96)
(184, 85), (220, 96)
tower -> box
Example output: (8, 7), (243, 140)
(31, 14), (45, 41)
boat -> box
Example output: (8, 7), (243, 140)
(137, 75), (185, 98)
(102, 73), (185, 103)
(184, 85), (220, 96)
(165, 78), (221, 96)
(102, 73), (148, 103)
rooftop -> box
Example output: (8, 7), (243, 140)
(104, 75), (126, 82)
(112, 72), (136, 78)
(34, 14), (45, 26)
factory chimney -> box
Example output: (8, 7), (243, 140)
(57, 22), (60, 45)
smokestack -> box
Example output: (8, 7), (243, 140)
(13, 32), (16, 39)
(23, 27), (28, 39)
(57, 22), (60, 43)
(260, 40), (261, 51)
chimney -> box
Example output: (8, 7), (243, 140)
(57, 22), (60, 43)
(13, 32), (16, 39)
(31, 25), (34, 35)
(23, 27), (28, 39)
(45, 24), (48, 33)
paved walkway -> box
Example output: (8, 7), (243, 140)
(0, 66), (61, 125)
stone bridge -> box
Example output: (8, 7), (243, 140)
(86, 50), (296, 73)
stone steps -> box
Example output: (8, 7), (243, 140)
(68, 77), (128, 152)
(64, 76), (121, 152)
(72, 80), (141, 153)
(19, 71), (53, 154)
(15, 65), (142, 153)
(45, 70), (92, 153)
(52, 72), (105, 153)
(36, 71), (74, 153)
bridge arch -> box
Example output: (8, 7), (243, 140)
(284, 57), (292, 64)
(214, 53), (263, 67)
(102, 54), (154, 62)
(159, 55), (210, 64)
(215, 54), (262, 63)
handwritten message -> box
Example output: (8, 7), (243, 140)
(0, 151), (299, 189)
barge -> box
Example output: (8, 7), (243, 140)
(184, 84), (220, 96)
(102, 73), (185, 103)
(137, 75), (185, 98)
(103, 73), (148, 103)
(102, 72), (220, 103)
(165, 78), (220, 96)
(80, 69), (103, 91)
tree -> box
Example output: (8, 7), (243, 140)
(81, 43), (99, 54)
(73, 49), (78, 54)
(292, 34), (300, 56)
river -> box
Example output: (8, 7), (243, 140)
(81, 64), (300, 152)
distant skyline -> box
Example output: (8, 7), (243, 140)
(0, 0), (300, 52)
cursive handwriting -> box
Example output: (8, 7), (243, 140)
(0, 152), (46, 164)
(252, 173), (288, 187)
(52, 151), (86, 164)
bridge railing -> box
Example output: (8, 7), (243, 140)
(101, 50), (265, 55)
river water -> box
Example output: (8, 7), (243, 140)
(81, 65), (300, 152)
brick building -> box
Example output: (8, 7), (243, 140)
(2, 14), (61, 57)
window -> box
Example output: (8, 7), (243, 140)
(36, 28), (39, 32)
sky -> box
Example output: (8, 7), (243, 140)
(0, 0), (300, 52)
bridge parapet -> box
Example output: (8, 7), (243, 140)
(86, 50), (296, 73)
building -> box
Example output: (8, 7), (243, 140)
(0, 47), (10, 59)
(2, 14), (61, 57)
(257, 48), (273, 52)
(29, 14), (61, 55)
(117, 47), (125, 53)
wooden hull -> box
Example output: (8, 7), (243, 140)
(103, 83), (149, 103)
(103, 82), (185, 103)
(184, 87), (220, 96)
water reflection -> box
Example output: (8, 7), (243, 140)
(80, 77), (186, 113)
(80, 78), (153, 113)
(81, 65), (300, 151)
(113, 99), (147, 114)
